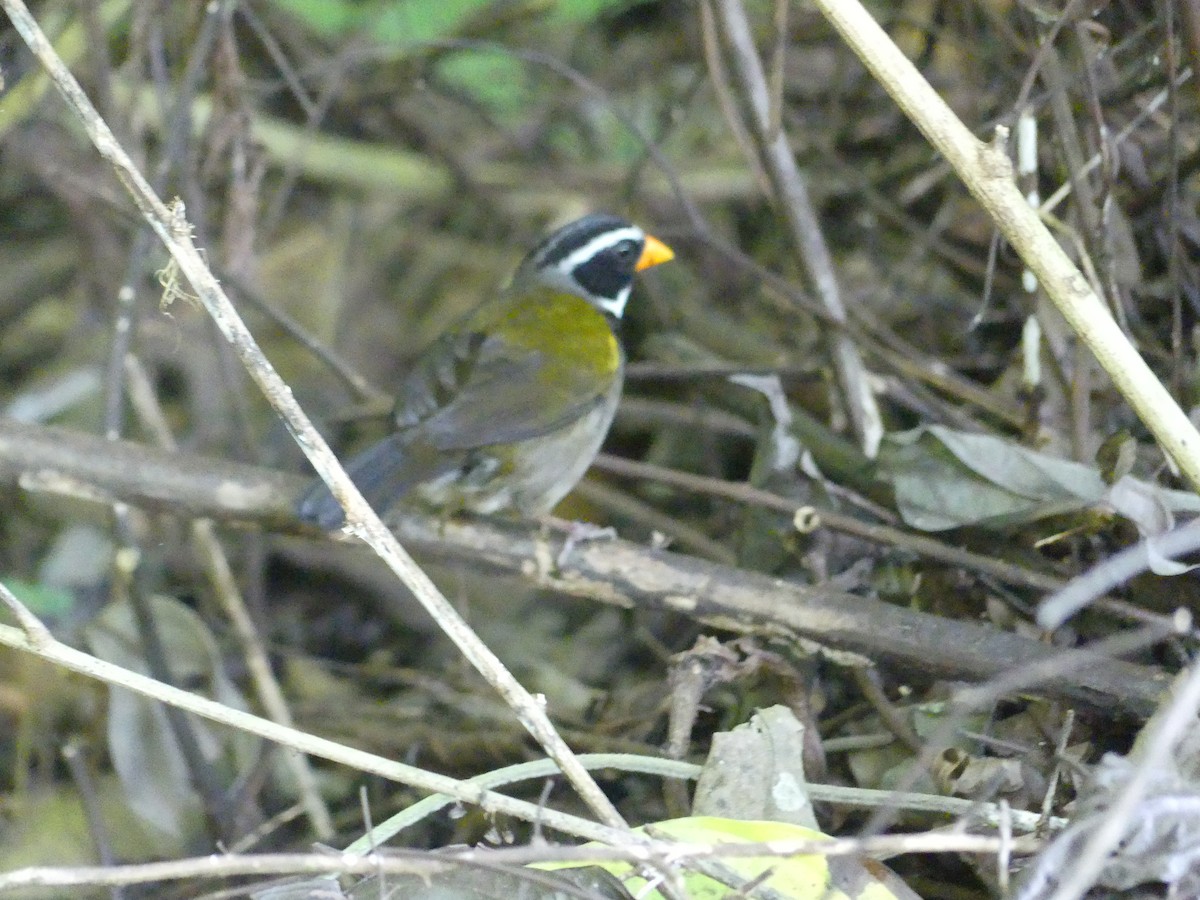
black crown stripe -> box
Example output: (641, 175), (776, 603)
(531, 213), (631, 268)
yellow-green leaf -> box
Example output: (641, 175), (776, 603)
(538, 816), (912, 900)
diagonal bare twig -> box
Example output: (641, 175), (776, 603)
(705, 0), (884, 457)
(123, 354), (335, 840)
(0, 417), (1172, 717)
(0, 607), (624, 846)
(806, 0), (1200, 492)
(1042, 661), (1200, 900)
(0, 0), (628, 837)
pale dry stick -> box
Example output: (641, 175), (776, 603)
(857, 621), (1176, 840)
(0, 831), (1041, 893)
(1037, 708), (1076, 830)
(1040, 66), (1193, 216)
(997, 799), (1012, 896)
(707, 0), (884, 458)
(123, 354), (334, 840)
(0, 0), (627, 835)
(697, 0), (770, 197)
(765, 0), (788, 142)
(809, 0), (1200, 491)
(951, 623), (1178, 715)
(227, 802), (308, 854)
(0, 610), (624, 846)
(593, 453), (1066, 594)
(1037, 518), (1200, 629)
(1043, 661), (1200, 900)
(356, 752), (1063, 854)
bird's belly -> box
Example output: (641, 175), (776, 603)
(412, 387), (619, 517)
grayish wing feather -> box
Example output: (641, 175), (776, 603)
(296, 434), (461, 529)
(393, 330), (615, 451)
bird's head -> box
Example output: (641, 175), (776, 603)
(522, 213), (674, 318)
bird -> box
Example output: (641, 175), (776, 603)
(298, 213), (675, 530)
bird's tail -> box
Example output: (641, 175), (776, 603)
(297, 434), (434, 530)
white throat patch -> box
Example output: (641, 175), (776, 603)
(595, 285), (632, 318)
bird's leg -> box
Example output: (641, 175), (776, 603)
(538, 514), (618, 569)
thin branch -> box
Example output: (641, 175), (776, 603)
(1044, 660), (1200, 900)
(0, 417), (1171, 717)
(0, 0), (627, 834)
(123, 354), (334, 840)
(0, 612), (624, 846)
(1038, 518), (1200, 629)
(708, 0), (883, 456)
(353, 751), (1061, 854)
(806, 0), (1200, 491)
(0, 832), (1041, 893)
(593, 453), (1066, 594)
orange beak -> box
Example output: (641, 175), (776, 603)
(635, 233), (675, 271)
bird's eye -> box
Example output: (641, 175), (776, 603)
(613, 240), (637, 260)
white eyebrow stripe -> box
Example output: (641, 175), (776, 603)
(551, 226), (644, 275)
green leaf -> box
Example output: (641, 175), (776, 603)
(268, 0), (357, 37)
(270, 0), (479, 44)
(879, 425), (1200, 532)
(539, 816), (915, 899)
(439, 54), (528, 117)
(84, 595), (257, 838)
(553, 0), (639, 21)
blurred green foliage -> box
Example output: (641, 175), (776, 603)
(268, 0), (638, 116)
(2, 578), (73, 619)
